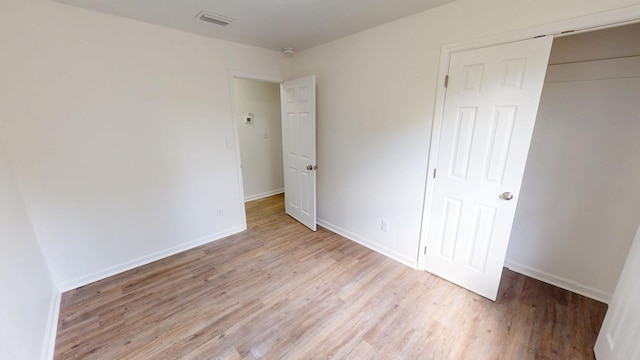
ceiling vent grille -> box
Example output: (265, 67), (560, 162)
(196, 11), (235, 27)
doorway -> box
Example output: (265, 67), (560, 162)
(419, 18), (640, 303)
(230, 73), (318, 231)
(233, 78), (285, 203)
(506, 22), (640, 302)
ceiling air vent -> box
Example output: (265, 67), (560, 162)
(196, 11), (235, 27)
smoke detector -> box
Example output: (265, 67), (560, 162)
(196, 11), (235, 27)
(282, 47), (295, 57)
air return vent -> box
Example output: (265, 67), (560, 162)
(196, 11), (235, 27)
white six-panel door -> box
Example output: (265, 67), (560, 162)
(422, 37), (553, 300)
(594, 225), (640, 359)
(281, 76), (317, 231)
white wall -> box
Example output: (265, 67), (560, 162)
(507, 25), (640, 302)
(290, 0), (640, 268)
(0, 0), (289, 289)
(234, 79), (284, 201)
(0, 137), (57, 359)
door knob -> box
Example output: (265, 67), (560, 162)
(306, 165), (313, 171)
(500, 192), (514, 201)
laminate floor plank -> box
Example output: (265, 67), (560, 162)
(54, 194), (607, 359)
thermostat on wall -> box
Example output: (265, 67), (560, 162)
(244, 112), (254, 124)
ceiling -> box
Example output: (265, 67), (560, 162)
(52, 0), (454, 52)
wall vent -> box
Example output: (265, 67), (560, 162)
(196, 11), (235, 27)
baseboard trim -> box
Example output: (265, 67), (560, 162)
(504, 260), (611, 304)
(244, 188), (284, 202)
(317, 218), (418, 269)
(41, 289), (61, 360)
(57, 225), (246, 292)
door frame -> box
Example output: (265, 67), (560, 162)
(228, 71), (284, 229)
(417, 5), (640, 270)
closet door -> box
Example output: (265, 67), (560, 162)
(421, 37), (553, 300)
(594, 225), (640, 359)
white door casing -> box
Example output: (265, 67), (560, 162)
(421, 37), (553, 300)
(281, 76), (317, 231)
(594, 225), (640, 359)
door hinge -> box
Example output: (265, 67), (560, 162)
(424, 246), (427, 255)
(444, 75), (449, 88)
(433, 168), (437, 178)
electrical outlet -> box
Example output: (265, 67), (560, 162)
(217, 208), (224, 217)
(381, 220), (389, 232)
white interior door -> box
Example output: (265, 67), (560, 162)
(422, 37), (553, 300)
(281, 76), (317, 231)
(594, 225), (640, 359)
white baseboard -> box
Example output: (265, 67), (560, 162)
(504, 259), (612, 304)
(57, 225), (246, 292)
(244, 188), (284, 202)
(317, 218), (418, 269)
(41, 290), (61, 360)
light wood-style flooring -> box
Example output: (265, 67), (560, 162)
(54, 194), (607, 359)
